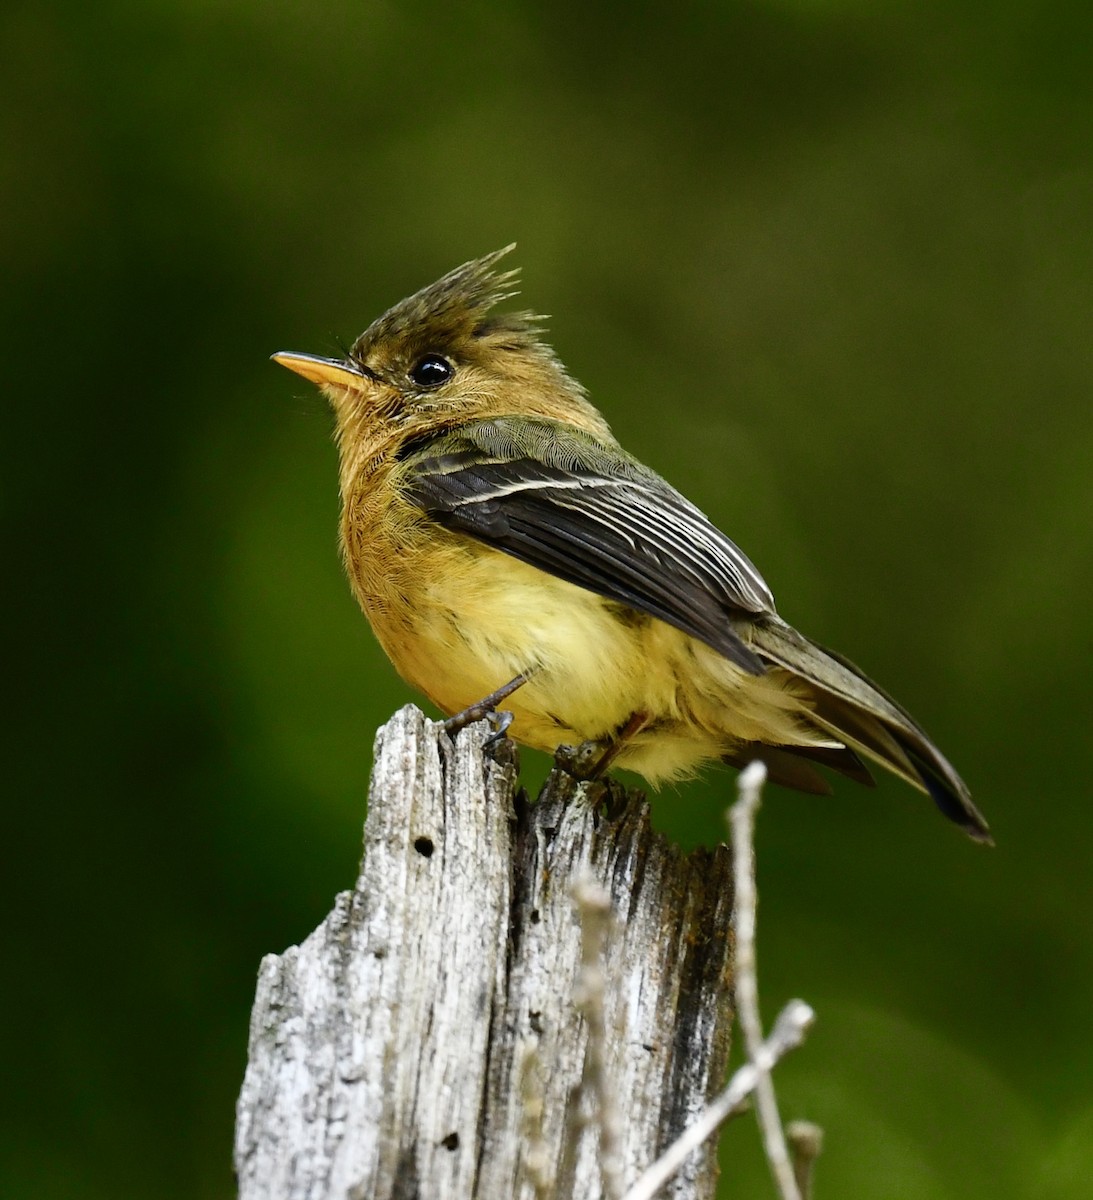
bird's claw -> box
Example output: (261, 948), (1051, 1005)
(442, 704), (517, 768)
(441, 671), (533, 740)
(442, 703), (515, 742)
(482, 709), (515, 749)
(554, 738), (610, 780)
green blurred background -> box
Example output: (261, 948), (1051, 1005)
(4, 1), (1092, 1196)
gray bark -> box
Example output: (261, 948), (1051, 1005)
(235, 705), (735, 1200)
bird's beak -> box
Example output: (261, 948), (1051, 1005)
(271, 351), (366, 390)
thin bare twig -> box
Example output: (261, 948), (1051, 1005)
(786, 1120), (824, 1200)
(623, 760), (819, 1200)
(519, 1044), (553, 1200)
(573, 877), (626, 1200)
(621, 999), (814, 1200)
(732, 760), (804, 1200)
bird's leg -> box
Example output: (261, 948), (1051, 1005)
(441, 670), (535, 743)
(562, 710), (652, 780)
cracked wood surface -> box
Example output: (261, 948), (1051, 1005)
(235, 706), (735, 1199)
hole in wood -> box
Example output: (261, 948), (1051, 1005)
(441, 1132), (459, 1151)
(413, 836), (434, 858)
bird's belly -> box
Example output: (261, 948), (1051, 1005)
(357, 541), (820, 783)
(370, 546), (656, 744)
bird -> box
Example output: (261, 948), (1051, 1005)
(273, 247), (991, 843)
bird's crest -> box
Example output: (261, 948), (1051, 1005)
(350, 245), (545, 361)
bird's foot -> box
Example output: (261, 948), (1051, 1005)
(441, 671), (532, 740)
(554, 711), (651, 780)
(554, 738), (610, 779)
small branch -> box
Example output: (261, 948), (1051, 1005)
(730, 761), (802, 1200)
(573, 877), (626, 1200)
(623, 759), (819, 1200)
(518, 1045), (552, 1200)
(786, 1121), (823, 1200)
(621, 1000), (814, 1200)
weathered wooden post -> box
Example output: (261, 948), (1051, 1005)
(234, 706), (735, 1199)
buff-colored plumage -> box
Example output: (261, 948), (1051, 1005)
(274, 247), (991, 842)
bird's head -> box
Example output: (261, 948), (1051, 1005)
(273, 247), (613, 476)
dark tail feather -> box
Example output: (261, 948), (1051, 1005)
(723, 741), (874, 795)
(751, 618), (992, 844)
(904, 745), (993, 844)
(782, 742), (876, 788)
(722, 743), (834, 795)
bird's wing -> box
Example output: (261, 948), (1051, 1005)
(402, 417), (775, 674)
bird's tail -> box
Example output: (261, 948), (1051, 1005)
(750, 617), (992, 844)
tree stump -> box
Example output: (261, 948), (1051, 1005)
(234, 705), (735, 1199)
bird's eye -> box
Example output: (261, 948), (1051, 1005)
(408, 354), (453, 388)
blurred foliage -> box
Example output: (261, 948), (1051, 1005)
(3, 1), (1092, 1197)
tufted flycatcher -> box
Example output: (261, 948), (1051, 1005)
(273, 247), (990, 843)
